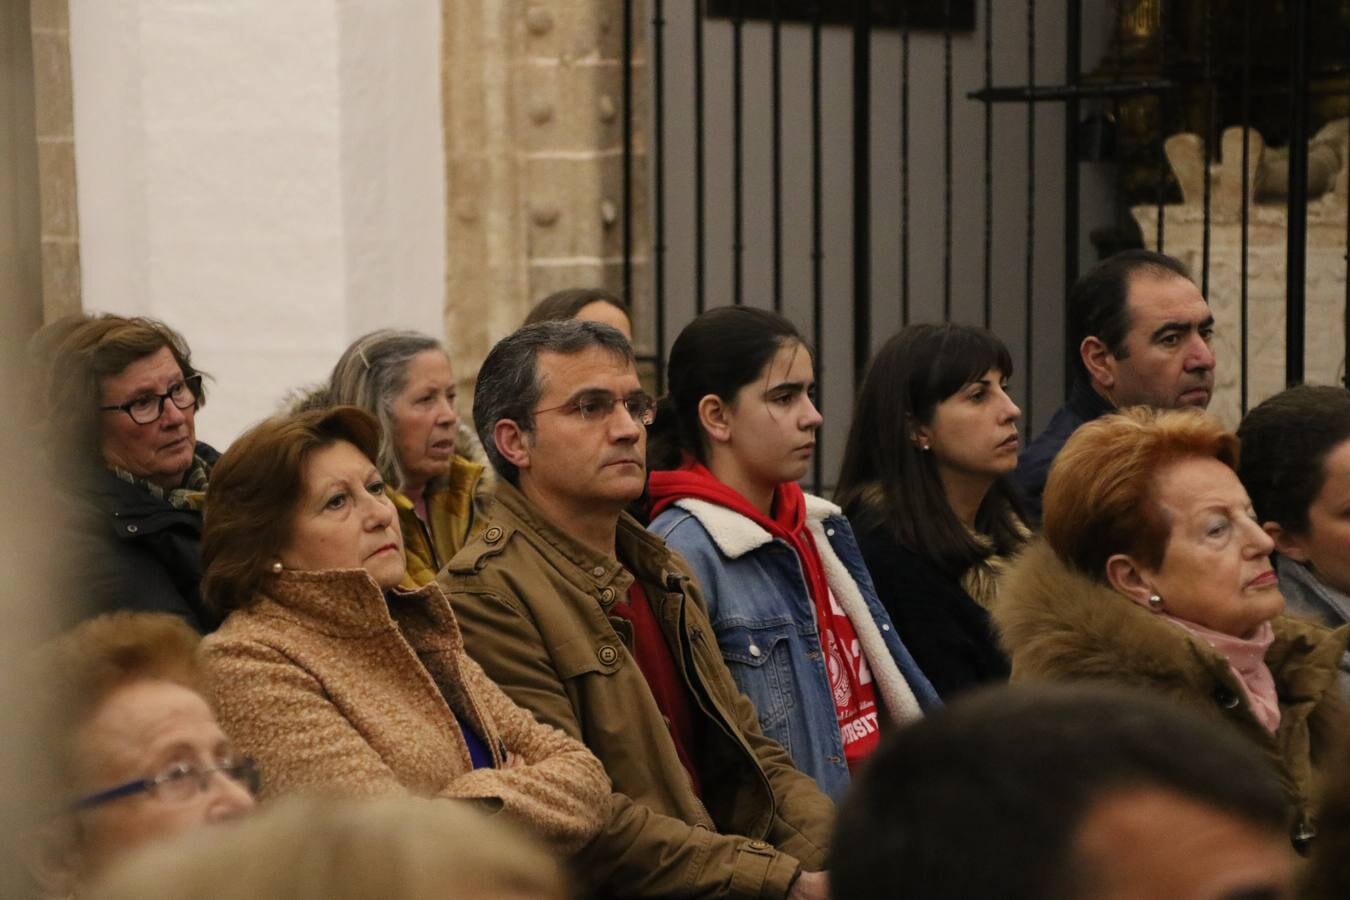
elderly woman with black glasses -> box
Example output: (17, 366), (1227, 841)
(26, 612), (257, 897)
(36, 315), (219, 631)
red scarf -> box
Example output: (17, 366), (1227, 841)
(648, 460), (879, 768)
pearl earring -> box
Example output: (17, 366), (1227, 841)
(271, 560), (284, 574)
(1147, 593), (1163, 611)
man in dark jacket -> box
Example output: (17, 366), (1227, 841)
(441, 320), (834, 900)
(1014, 250), (1216, 522)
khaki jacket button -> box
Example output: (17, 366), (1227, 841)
(592, 565), (606, 577)
(600, 587), (616, 602)
(484, 526), (503, 543)
(747, 840), (770, 851)
(598, 646), (619, 665)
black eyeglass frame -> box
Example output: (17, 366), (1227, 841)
(69, 756), (260, 812)
(98, 374), (202, 425)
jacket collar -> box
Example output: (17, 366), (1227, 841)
(487, 479), (681, 601)
(1068, 380), (1117, 422)
(996, 539), (1348, 706)
(255, 568), (456, 641)
(666, 493), (841, 560)
(1277, 554), (1350, 626)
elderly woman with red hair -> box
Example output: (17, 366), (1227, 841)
(994, 407), (1349, 849)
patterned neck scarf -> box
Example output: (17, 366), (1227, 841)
(109, 453), (211, 511)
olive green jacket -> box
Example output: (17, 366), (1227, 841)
(440, 480), (834, 899)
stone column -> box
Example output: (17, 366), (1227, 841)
(442, 0), (648, 399)
(30, 0), (80, 320)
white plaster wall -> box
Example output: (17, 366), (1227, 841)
(69, 0), (446, 449)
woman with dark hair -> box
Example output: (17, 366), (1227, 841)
(326, 330), (490, 587)
(646, 306), (937, 802)
(523, 287), (632, 340)
(197, 406), (608, 855)
(37, 314), (219, 631)
(1238, 385), (1350, 694)
(836, 323), (1028, 699)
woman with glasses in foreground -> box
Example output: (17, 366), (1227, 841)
(198, 406), (608, 855)
(645, 307), (938, 803)
(27, 612), (256, 896)
(36, 314), (219, 631)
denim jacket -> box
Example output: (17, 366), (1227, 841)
(650, 493), (940, 801)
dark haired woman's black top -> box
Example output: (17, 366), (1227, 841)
(848, 503), (1011, 700)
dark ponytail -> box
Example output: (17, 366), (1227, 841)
(648, 307), (808, 472)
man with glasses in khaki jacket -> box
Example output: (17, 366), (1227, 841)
(442, 320), (834, 900)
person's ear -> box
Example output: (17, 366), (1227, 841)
(908, 419), (933, 453)
(697, 395), (733, 446)
(1264, 521), (1311, 563)
(24, 818), (82, 898)
(1080, 336), (1117, 390)
(1105, 553), (1158, 610)
(493, 420), (532, 472)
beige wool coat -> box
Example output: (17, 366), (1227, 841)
(200, 569), (609, 854)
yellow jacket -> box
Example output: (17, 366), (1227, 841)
(395, 453), (490, 588)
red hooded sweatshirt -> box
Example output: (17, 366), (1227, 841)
(648, 459), (879, 770)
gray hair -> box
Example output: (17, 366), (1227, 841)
(473, 320), (635, 485)
(327, 329), (447, 489)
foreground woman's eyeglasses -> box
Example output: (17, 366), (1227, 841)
(70, 757), (260, 811)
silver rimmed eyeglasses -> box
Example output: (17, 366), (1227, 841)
(69, 756), (260, 812)
(533, 391), (656, 426)
(98, 374), (202, 425)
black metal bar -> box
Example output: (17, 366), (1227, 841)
(622, 0), (634, 304)
(1064, 0), (1081, 393)
(811, 1), (824, 491)
(694, 0), (707, 313)
(1286, 0), (1309, 386)
(942, 0), (953, 321)
(732, 0), (745, 306)
(1155, 0), (1167, 252)
(1025, 0), (1036, 431)
(1240, 0), (1250, 412)
(771, 0), (783, 313)
(853, 0), (871, 382)
(968, 80), (1179, 103)
(653, 0), (667, 395)
(1200, 0), (1213, 299)
(900, 4), (911, 325)
(982, 0), (992, 330)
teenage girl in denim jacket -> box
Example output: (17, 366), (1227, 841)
(646, 307), (938, 802)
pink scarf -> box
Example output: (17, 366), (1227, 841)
(1162, 616), (1281, 734)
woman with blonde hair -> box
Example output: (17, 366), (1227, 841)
(326, 330), (491, 586)
(88, 795), (568, 900)
(994, 406), (1349, 848)
(198, 406), (606, 854)
(26, 612), (256, 897)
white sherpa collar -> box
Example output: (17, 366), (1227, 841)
(671, 492), (841, 559)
